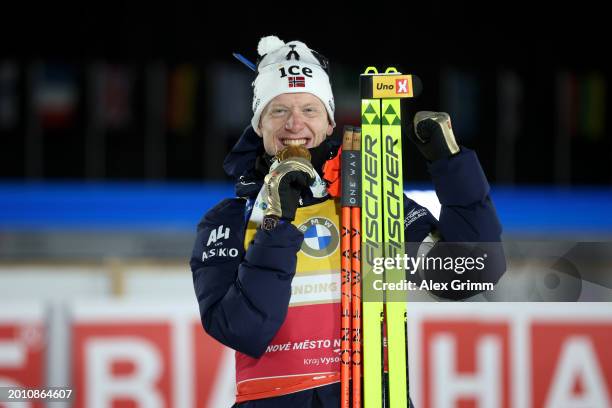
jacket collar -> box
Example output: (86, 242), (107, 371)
(223, 126), (341, 200)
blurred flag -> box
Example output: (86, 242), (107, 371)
(325, 63), (360, 127)
(0, 61), (19, 129)
(441, 68), (480, 142)
(497, 70), (523, 142)
(96, 63), (133, 130)
(555, 71), (576, 184)
(557, 71), (606, 142)
(496, 70), (523, 182)
(34, 63), (78, 129)
(210, 63), (253, 131)
(579, 72), (606, 141)
(167, 64), (198, 133)
(556, 71), (578, 137)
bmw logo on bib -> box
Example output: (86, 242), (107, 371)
(298, 217), (340, 258)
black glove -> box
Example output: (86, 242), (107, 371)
(262, 157), (316, 221)
(409, 111), (460, 162)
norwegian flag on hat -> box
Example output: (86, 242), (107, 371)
(288, 76), (305, 88)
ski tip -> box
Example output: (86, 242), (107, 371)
(362, 66), (379, 75)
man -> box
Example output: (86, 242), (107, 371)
(190, 36), (505, 407)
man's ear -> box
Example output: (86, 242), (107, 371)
(326, 121), (334, 136)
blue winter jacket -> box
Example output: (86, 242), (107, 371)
(190, 126), (506, 405)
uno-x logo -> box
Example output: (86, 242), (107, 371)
(207, 225), (230, 246)
(396, 79), (409, 94)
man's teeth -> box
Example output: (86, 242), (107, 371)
(282, 139), (307, 146)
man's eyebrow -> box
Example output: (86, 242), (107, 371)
(264, 103), (288, 114)
(268, 103), (289, 110)
(265, 102), (320, 112)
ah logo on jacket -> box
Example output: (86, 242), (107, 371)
(207, 225), (230, 246)
(202, 224), (238, 261)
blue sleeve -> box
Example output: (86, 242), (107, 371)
(190, 199), (304, 358)
(404, 148), (506, 299)
(404, 196), (439, 244)
(428, 147), (502, 242)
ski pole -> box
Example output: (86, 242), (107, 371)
(341, 126), (355, 408)
(351, 127), (363, 408)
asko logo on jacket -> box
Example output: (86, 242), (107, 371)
(202, 225), (238, 261)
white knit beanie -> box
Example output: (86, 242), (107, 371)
(251, 36), (336, 131)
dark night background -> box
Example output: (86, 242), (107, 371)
(1, 4), (610, 185)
